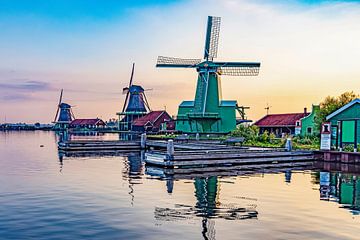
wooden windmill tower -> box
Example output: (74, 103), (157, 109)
(156, 16), (260, 133)
(53, 89), (75, 130)
(117, 63), (151, 131)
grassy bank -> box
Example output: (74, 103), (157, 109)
(230, 125), (319, 150)
(147, 125), (320, 150)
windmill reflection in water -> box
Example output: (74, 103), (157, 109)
(155, 176), (258, 240)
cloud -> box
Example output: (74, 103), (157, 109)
(0, 93), (33, 101)
(0, 79), (53, 91)
(0, 79), (54, 102)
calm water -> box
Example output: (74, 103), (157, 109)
(1, 131), (360, 240)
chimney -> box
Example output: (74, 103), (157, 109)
(304, 107), (307, 114)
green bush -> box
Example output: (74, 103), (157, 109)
(230, 125), (320, 149)
(230, 125), (259, 142)
(343, 144), (354, 152)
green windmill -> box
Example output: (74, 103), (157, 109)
(156, 16), (260, 134)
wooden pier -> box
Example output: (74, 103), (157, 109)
(57, 137), (316, 170)
(146, 161), (315, 179)
(145, 149), (314, 168)
(146, 140), (235, 150)
(58, 140), (141, 151)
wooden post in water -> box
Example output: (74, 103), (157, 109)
(167, 139), (175, 159)
(141, 133), (147, 149)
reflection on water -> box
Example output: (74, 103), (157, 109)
(122, 152), (145, 206)
(318, 171), (360, 214)
(155, 176), (258, 240)
(1, 131), (360, 239)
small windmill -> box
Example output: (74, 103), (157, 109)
(156, 16), (260, 133)
(117, 63), (151, 131)
(53, 89), (75, 130)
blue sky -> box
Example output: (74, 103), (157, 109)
(1, 0), (358, 22)
(1, 0), (360, 122)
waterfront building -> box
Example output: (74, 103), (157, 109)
(326, 98), (360, 150)
(69, 118), (106, 129)
(132, 110), (174, 133)
(297, 105), (320, 136)
(254, 108), (309, 137)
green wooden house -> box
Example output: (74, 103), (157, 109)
(299, 105), (320, 136)
(326, 99), (360, 150)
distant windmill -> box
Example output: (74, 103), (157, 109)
(53, 89), (75, 130)
(156, 16), (260, 133)
(117, 63), (151, 131)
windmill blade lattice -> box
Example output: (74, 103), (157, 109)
(204, 16), (221, 60)
(156, 56), (202, 68)
(218, 66), (260, 76)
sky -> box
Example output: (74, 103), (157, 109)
(0, 0), (360, 123)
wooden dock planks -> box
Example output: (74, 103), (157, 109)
(58, 140), (141, 151)
(146, 161), (315, 179)
(145, 150), (315, 167)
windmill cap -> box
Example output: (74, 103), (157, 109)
(59, 103), (71, 108)
(129, 85), (144, 93)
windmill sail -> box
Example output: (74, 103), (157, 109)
(204, 16), (221, 61)
(54, 89), (63, 122)
(156, 56), (202, 68)
(216, 62), (260, 76)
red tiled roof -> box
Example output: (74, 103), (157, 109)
(133, 111), (169, 126)
(254, 113), (309, 127)
(70, 118), (105, 126)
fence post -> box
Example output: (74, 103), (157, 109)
(141, 133), (147, 149)
(285, 138), (292, 151)
(196, 133), (200, 141)
(167, 139), (175, 159)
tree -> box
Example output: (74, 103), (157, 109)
(315, 91), (359, 131)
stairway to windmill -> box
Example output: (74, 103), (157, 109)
(117, 63), (151, 132)
(53, 89), (75, 131)
(156, 16), (261, 134)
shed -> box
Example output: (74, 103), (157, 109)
(132, 111), (173, 133)
(254, 110), (309, 137)
(326, 98), (360, 150)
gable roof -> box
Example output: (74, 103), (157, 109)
(70, 118), (105, 126)
(132, 111), (170, 126)
(254, 113), (309, 127)
(326, 98), (360, 120)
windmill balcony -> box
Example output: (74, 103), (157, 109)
(187, 112), (220, 119)
(116, 111), (148, 116)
